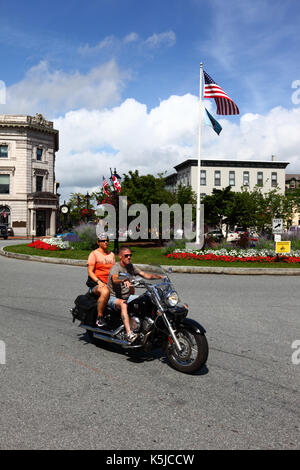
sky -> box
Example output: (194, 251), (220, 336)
(0, 0), (300, 202)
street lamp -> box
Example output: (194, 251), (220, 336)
(109, 169), (121, 254)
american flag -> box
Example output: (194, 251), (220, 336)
(102, 177), (110, 196)
(203, 70), (239, 115)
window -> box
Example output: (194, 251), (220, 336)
(0, 145), (8, 158)
(200, 170), (206, 185)
(229, 171), (235, 186)
(200, 193), (206, 199)
(243, 171), (249, 186)
(36, 175), (43, 192)
(214, 170), (221, 186)
(36, 148), (43, 161)
(0, 174), (10, 193)
(271, 172), (277, 187)
(257, 172), (263, 186)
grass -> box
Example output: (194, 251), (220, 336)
(3, 243), (300, 268)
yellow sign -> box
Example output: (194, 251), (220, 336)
(275, 241), (291, 254)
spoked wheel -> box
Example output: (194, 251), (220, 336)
(166, 328), (208, 374)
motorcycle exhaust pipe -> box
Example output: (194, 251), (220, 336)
(81, 324), (142, 349)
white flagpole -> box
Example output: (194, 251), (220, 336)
(196, 62), (203, 244)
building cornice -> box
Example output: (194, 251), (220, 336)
(174, 158), (290, 171)
(0, 114), (59, 151)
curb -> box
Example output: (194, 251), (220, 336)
(1, 246), (300, 275)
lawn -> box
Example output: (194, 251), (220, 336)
(3, 243), (300, 269)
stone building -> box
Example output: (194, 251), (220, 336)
(0, 114), (59, 236)
(165, 157), (289, 196)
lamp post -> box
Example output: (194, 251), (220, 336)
(85, 191), (91, 223)
(109, 169), (121, 254)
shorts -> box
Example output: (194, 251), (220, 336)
(107, 294), (139, 310)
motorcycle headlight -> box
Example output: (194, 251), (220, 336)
(166, 291), (179, 307)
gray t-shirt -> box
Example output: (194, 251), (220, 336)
(107, 262), (141, 299)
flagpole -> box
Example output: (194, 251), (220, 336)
(196, 62), (203, 244)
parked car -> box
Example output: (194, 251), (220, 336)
(287, 226), (300, 234)
(234, 227), (247, 236)
(0, 224), (8, 239)
(205, 229), (224, 242)
(226, 231), (240, 242)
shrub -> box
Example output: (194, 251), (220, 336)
(71, 223), (98, 251)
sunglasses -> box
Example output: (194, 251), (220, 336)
(98, 239), (109, 243)
(124, 254), (132, 258)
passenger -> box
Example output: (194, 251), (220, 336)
(87, 235), (115, 328)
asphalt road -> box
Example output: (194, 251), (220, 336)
(0, 243), (299, 450)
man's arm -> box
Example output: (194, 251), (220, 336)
(139, 271), (164, 280)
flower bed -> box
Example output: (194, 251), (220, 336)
(27, 237), (70, 251)
(27, 240), (60, 251)
(166, 248), (300, 264)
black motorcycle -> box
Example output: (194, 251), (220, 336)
(70, 266), (208, 374)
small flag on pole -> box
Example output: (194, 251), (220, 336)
(205, 108), (222, 135)
(112, 174), (121, 193)
(203, 70), (239, 115)
(102, 177), (110, 196)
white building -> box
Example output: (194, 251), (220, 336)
(165, 157), (289, 197)
(0, 114), (59, 237)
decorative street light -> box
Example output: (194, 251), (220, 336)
(109, 169), (122, 254)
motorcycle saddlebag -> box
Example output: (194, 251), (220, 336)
(73, 294), (97, 324)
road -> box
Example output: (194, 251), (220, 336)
(0, 242), (299, 450)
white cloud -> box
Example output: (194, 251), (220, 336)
(78, 30), (176, 56)
(144, 31), (176, 48)
(53, 95), (300, 202)
(4, 59), (127, 116)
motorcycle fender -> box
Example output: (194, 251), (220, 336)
(179, 317), (206, 335)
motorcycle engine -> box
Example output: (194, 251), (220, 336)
(143, 316), (154, 332)
(130, 316), (141, 333)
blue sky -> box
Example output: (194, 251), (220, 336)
(1, 0), (300, 200)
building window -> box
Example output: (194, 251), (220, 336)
(36, 148), (43, 161)
(257, 172), (263, 186)
(0, 145), (8, 158)
(214, 170), (221, 186)
(0, 174), (10, 193)
(271, 172), (277, 187)
(200, 193), (206, 199)
(36, 175), (43, 192)
(200, 170), (206, 185)
(229, 171), (235, 186)
(243, 171), (249, 186)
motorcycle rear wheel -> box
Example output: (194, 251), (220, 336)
(166, 329), (208, 374)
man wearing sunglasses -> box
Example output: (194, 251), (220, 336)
(107, 246), (164, 343)
(87, 235), (115, 328)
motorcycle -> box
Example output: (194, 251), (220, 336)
(70, 266), (208, 374)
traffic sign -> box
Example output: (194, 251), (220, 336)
(275, 241), (291, 254)
(272, 218), (283, 234)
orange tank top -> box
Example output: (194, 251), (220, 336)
(87, 250), (115, 284)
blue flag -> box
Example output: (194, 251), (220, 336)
(205, 108), (222, 135)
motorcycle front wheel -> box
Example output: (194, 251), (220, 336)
(166, 328), (208, 374)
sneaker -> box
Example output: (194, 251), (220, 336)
(95, 317), (107, 328)
(127, 331), (139, 343)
